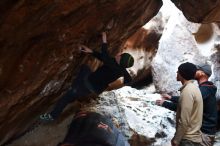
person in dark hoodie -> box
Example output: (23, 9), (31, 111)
(39, 31), (134, 122)
(57, 111), (130, 146)
(156, 63), (218, 146)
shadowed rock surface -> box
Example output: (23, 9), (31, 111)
(171, 0), (220, 23)
(0, 0), (163, 145)
(1, 0), (220, 145)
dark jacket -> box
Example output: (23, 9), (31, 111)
(87, 43), (132, 94)
(162, 81), (218, 135)
(58, 111), (130, 146)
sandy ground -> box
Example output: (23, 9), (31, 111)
(6, 103), (81, 146)
(7, 117), (71, 146)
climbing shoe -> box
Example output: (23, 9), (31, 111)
(39, 113), (54, 122)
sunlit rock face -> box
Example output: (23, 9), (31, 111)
(107, 12), (164, 90)
(171, 0), (220, 23)
(0, 0), (163, 144)
(152, 5), (220, 97)
(151, 4), (220, 132)
(210, 38), (220, 119)
(122, 13), (164, 88)
(87, 86), (176, 146)
(152, 8), (200, 95)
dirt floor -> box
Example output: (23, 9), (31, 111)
(7, 117), (71, 146)
(6, 103), (81, 146)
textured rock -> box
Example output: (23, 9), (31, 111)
(153, 1), (220, 133)
(152, 7), (200, 95)
(193, 24), (214, 44)
(8, 85), (176, 146)
(2, 0), (220, 145)
(107, 27), (162, 90)
(210, 38), (220, 123)
(210, 42), (220, 101)
(151, 6), (220, 96)
(94, 86), (175, 146)
(171, 0), (220, 23)
(122, 12), (164, 88)
(8, 86), (220, 146)
(0, 0), (163, 144)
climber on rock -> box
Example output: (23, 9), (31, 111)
(39, 31), (134, 122)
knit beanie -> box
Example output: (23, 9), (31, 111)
(196, 63), (212, 77)
(120, 53), (134, 68)
(178, 62), (197, 80)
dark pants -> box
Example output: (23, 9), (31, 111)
(218, 110), (220, 130)
(180, 139), (203, 146)
(50, 65), (92, 119)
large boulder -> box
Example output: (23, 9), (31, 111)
(152, 8), (200, 95)
(2, 0), (220, 145)
(151, 5), (220, 98)
(122, 12), (164, 88)
(0, 0), (163, 144)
